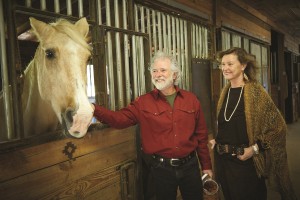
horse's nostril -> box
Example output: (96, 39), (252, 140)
(65, 107), (76, 123)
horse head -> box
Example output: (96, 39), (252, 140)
(22, 17), (93, 138)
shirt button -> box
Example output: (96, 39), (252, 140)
(170, 111), (172, 114)
(175, 147), (179, 149)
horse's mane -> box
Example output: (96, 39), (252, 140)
(50, 19), (91, 51)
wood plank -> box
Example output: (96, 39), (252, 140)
(230, 0), (268, 22)
(0, 126), (136, 182)
(220, 6), (271, 43)
(86, 182), (121, 200)
(174, 0), (213, 18)
(40, 164), (122, 200)
(0, 140), (136, 199)
(285, 35), (300, 54)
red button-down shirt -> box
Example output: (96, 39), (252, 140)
(94, 87), (212, 170)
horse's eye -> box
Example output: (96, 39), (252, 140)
(45, 49), (55, 59)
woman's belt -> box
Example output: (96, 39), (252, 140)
(216, 144), (247, 155)
(152, 151), (196, 167)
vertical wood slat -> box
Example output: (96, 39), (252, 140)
(179, 19), (184, 88)
(54, 0), (60, 13)
(139, 37), (146, 95)
(132, 35), (138, 99)
(176, 18), (180, 68)
(40, 0), (46, 10)
(134, 4), (139, 32)
(204, 28), (208, 58)
(162, 13), (167, 53)
(78, 0), (83, 17)
(140, 7), (145, 33)
(133, 5), (139, 99)
(97, 0), (102, 25)
(26, 0), (31, 7)
(184, 21), (189, 90)
(114, 0), (124, 108)
(146, 9), (152, 54)
(193, 24), (196, 57)
(167, 15), (171, 55)
(106, 0), (115, 110)
(139, 7), (146, 95)
(199, 25), (202, 58)
(195, 25), (199, 57)
(152, 10), (157, 53)
(171, 16), (176, 56)
(201, 26), (205, 58)
(66, 0), (72, 16)
(123, 0), (131, 105)
(157, 12), (162, 51)
(0, 0), (13, 139)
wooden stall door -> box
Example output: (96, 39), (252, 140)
(191, 59), (213, 133)
(0, 126), (138, 200)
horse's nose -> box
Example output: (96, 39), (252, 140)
(65, 107), (76, 123)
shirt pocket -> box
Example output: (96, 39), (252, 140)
(177, 108), (196, 115)
(140, 108), (169, 132)
(176, 108), (196, 128)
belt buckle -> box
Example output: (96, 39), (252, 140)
(170, 158), (180, 166)
(236, 147), (245, 155)
(216, 144), (224, 155)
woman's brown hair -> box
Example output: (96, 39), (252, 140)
(218, 47), (258, 82)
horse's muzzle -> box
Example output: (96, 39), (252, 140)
(62, 107), (78, 138)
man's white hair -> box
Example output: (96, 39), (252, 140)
(149, 51), (182, 85)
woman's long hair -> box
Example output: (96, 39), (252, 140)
(218, 47), (258, 82)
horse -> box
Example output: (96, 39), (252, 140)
(20, 17), (93, 138)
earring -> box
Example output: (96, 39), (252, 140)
(243, 72), (249, 81)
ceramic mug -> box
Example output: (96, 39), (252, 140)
(202, 174), (219, 195)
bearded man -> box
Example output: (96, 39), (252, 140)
(70, 51), (213, 200)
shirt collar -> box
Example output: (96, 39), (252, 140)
(151, 86), (182, 99)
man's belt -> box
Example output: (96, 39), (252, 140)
(216, 144), (247, 155)
(152, 151), (196, 167)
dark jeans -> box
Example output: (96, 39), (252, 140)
(150, 156), (203, 200)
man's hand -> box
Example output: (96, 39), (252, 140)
(202, 169), (213, 178)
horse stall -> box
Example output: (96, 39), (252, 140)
(0, 0), (149, 199)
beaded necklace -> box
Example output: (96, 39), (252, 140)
(224, 86), (244, 122)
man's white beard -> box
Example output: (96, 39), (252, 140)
(152, 75), (174, 91)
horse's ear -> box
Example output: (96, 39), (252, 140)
(29, 17), (54, 41)
(75, 17), (89, 38)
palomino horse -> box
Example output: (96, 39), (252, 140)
(21, 17), (93, 138)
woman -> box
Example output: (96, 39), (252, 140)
(210, 47), (296, 200)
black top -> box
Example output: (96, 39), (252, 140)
(216, 87), (249, 145)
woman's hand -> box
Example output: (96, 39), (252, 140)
(237, 146), (254, 161)
(209, 139), (216, 149)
